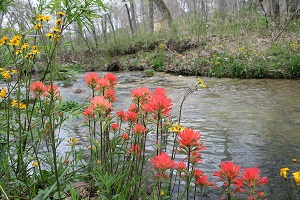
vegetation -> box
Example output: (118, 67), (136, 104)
(0, 0), (299, 199)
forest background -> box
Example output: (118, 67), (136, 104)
(0, 0), (299, 79)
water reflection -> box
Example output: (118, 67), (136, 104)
(59, 72), (300, 199)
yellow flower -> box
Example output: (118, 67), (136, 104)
(11, 100), (19, 107)
(37, 14), (44, 21)
(54, 34), (60, 42)
(45, 32), (54, 39)
(34, 24), (42, 30)
(158, 44), (165, 49)
(55, 19), (64, 25)
(72, 138), (78, 143)
(57, 12), (66, 17)
(21, 43), (30, 50)
(32, 161), (39, 167)
(197, 78), (207, 88)
(280, 167), (289, 179)
(87, 145), (91, 149)
(44, 15), (51, 21)
(0, 36), (8, 46)
(12, 70), (18, 74)
(215, 61), (221, 65)
(19, 102), (26, 109)
(0, 87), (7, 98)
(9, 35), (21, 47)
(0, 68), (3, 71)
(2, 70), (11, 79)
(67, 138), (78, 146)
(170, 124), (181, 132)
(293, 171), (300, 186)
(52, 27), (61, 33)
(15, 48), (23, 55)
(290, 42), (299, 47)
(292, 158), (297, 163)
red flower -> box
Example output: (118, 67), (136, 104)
(121, 133), (129, 140)
(104, 89), (117, 102)
(111, 123), (119, 131)
(175, 161), (187, 171)
(90, 96), (111, 115)
(126, 144), (141, 156)
(82, 107), (94, 118)
(193, 169), (204, 178)
(145, 87), (172, 117)
(131, 87), (152, 104)
(96, 78), (110, 93)
(43, 84), (60, 98)
(104, 73), (118, 88)
(234, 167), (268, 188)
(128, 103), (138, 113)
(189, 151), (203, 164)
(85, 72), (99, 89)
(178, 128), (203, 149)
(126, 111), (138, 123)
(213, 161), (241, 181)
(195, 175), (213, 188)
(30, 81), (46, 98)
(116, 110), (127, 122)
(150, 152), (175, 171)
(132, 123), (147, 134)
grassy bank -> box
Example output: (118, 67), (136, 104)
(58, 8), (300, 79)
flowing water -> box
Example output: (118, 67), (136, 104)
(59, 72), (300, 199)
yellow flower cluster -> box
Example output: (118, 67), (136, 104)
(280, 167), (289, 179)
(9, 35), (21, 47)
(37, 14), (51, 22)
(1, 68), (18, 79)
(33, 12), (66, 43)
(2, 70), (11, 79)
(169, 124), (187, 133)
(25, 45), (40, 59)
(290, 42), (299, 47)
(0, 36), (8, 46)
(293, 171), (300, 186)
(11, 100), (26, 109)
(197, 78), (207, 88)
(67, 138), (79, 146)
(0, 87), (7, 98)
(32, 161), (39, 167)
(280, 158), (300, 186)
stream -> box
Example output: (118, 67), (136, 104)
(58, 71), (300, 199)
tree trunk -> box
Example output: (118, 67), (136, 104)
(149, 0), (154, 33)
(101, 15), (108, 44)
(218, 0), (227, 21)
(107, 13), (117, 43)
(272, 0), (280, 26)
(125, 1), (135, 35)
(290, 0), (300, 19)
(129, 0), (137, 34)
(153, 0), (172, 28)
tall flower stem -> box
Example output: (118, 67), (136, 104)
(186, 147), (191, 200)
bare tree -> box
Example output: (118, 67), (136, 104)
(153, 0), (172, 27)
(149, 0), (154, 33)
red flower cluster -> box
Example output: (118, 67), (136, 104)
(234, 167), (268, 198)
(83, 73), (118, 119)
(193, 169), (213, 189)
(150, 152), (175, 171)
(213, 161), (241, 182)
(30, 81), (60, 99)
(178, 128), (203, 149)
(144, 88), (172, 117)
(132, 123), (147, 134)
